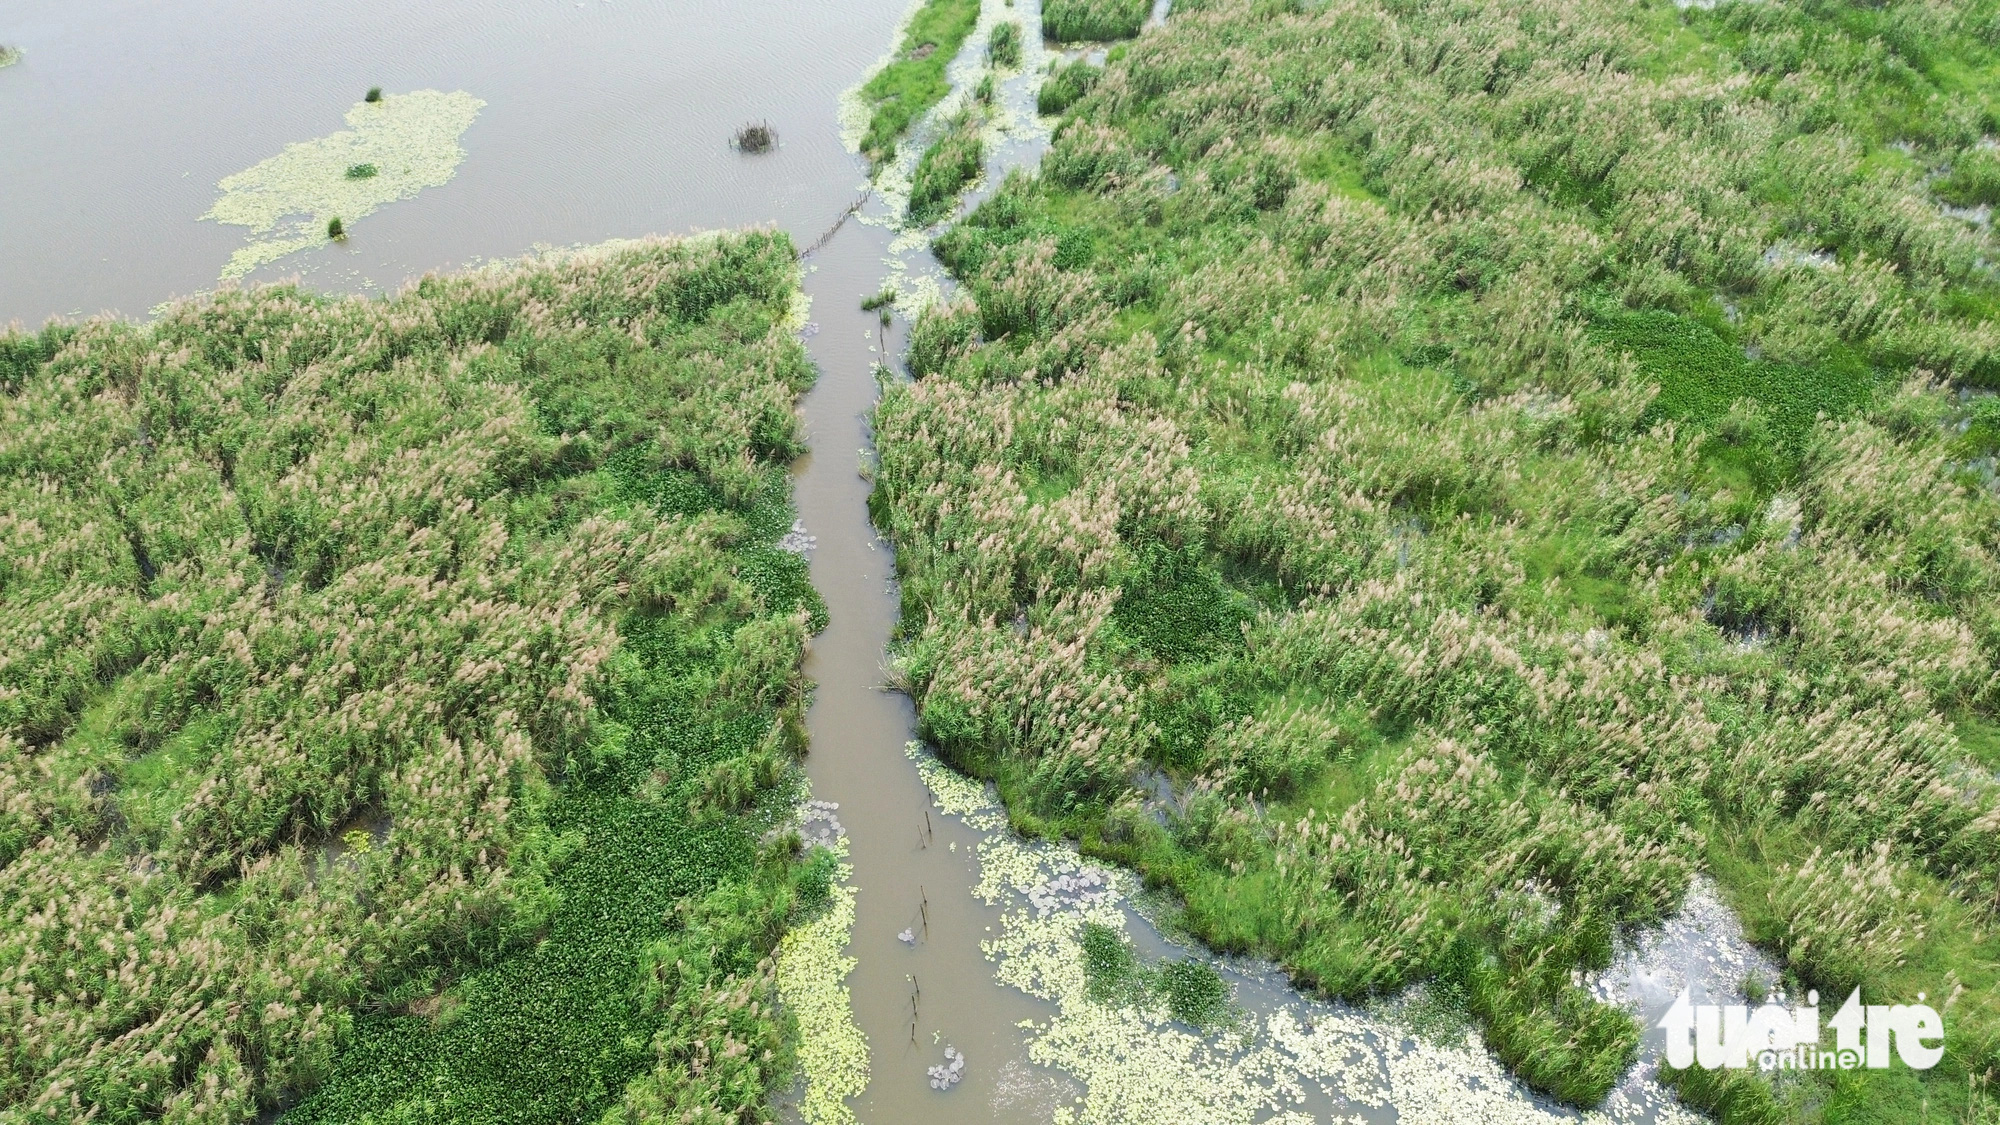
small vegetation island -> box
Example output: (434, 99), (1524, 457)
(873, 0), (2000, 1120)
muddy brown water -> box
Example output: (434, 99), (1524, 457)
(793, 220), (1079, 1118)
(0, 2), (1749, 1121)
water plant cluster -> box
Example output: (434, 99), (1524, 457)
(989, 20), (1023, 69)
(0, 235), (827, 1123)
(203, 89), (484, 280)
(1080, 921), (1233, 1028)
(873, 0), (2000, 1119)
(734, 121), (778, 154)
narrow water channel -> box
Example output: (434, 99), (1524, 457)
(790, 197), (1080, 1121)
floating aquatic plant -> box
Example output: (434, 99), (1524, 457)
(775, 837), (868, 1125)
(326, 216), (344, 240)
(345, 162), (378, 179)
(734, 121), (777, 153)
(927, 1045), (967, 1089)
(365, 86), (382, 102)
(0, 45), (21, 68)
(202, 88), (484, 280)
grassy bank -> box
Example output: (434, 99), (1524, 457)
(856, 0), (983, 168)
(877, 0), (2000, 1118)
(0, 236), (824, 1123)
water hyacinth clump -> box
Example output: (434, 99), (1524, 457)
(874, 0), (2000, 1117)
(1157, 958), (1232, 1030)
(1080, 921), (1146, 1005)
(0, 234), (825, 1123)
(344, 162), (378, 179)
(0, 45), (21, 68)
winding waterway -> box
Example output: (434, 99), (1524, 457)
(0, 2), (1766, 1121)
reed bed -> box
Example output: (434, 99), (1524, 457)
(876, 0), (2000, 1117)
(0, 235), (822, 1123)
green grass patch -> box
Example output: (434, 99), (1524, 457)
(909, 110), (986, 225)
(1043, 0), (1147, 43)
(1037, 60), (1102, 117)
(857, 0), (983, 167)
(283, 602), (801, 1125)
(0, 236), (816, 1120)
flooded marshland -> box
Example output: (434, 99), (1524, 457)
(0, 1), (1762, 1121)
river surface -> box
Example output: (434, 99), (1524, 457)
(0, 4), (1759, 1122)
